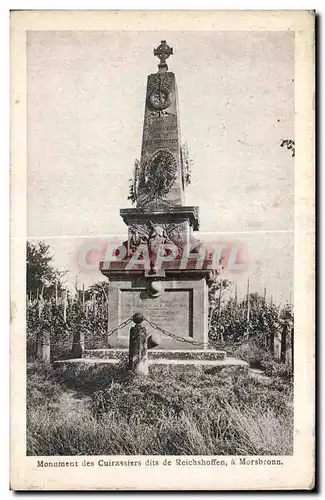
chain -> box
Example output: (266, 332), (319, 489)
(26, 317), (134, 342)
(106, 317), (133, 338)
(27, 314), (292, 348)
(144, 317), (207, 348)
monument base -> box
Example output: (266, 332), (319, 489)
(54, 354), (249, 374)
(102, 274), (209, 350)
(82, 348), (226, 361)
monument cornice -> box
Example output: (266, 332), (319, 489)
(99, 265), (212, 281)
(120, 206), (200, 230)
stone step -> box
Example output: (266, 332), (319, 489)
(54, 357), (248, 374)
(83, 348), (226, 361)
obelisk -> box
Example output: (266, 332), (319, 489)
(120, 40), (200, 260)
(136, 40), (184, 208)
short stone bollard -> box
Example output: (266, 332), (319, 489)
(36, 330), (51, 364)
(71, 330), (85, 359)
(128, 313), (149, 375)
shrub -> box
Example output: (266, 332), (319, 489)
(230, 341), (273, 369)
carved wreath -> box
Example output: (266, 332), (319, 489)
(128, 150), (177, 205)
(141, 149), (177, 200)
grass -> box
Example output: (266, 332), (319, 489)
(26, 361), (293, 456)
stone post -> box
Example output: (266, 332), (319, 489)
(128, 313), (148, 375)
(280, 322), (287, 363)
(269, 328), (275, 356)
(71, 330), (85, 358)
(36, 330), (51, 364)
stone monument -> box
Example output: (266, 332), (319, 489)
(100, 41), (211, 351)
(58, 42), (247, 372)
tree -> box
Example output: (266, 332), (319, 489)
(207, 276), (231, 340)
(85, 281), (110, 302)
(26, 241), (62, 299)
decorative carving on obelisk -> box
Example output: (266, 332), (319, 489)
(136, 150), (178, 208)
(133, 40), (183, 209)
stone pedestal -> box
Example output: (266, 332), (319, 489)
(101, 273), (208, 350)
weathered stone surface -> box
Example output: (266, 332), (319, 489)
(83, 348), (227, 361)
(106, 278), (208, 350)
(128, 322), (149, 375)
(128, 220), (190, 254)
(120, 205), (199, 230)
(148, 358), (248, 376)
(53, 357), (249, 375)
(119, 207), (201, 260)
(137, 71), (183, 208)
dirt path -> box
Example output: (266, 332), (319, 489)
(54, 389), (92, 421)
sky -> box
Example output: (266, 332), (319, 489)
(27, 30), (295, 303)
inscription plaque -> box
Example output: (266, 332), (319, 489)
(118, 288), (193, 339)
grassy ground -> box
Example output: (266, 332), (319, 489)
(26, 360), (293, 456)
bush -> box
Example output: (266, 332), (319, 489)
(229, 341), (273, 369)
(223, 339), (293, 383)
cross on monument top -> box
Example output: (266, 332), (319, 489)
(153, 40), (173, 72)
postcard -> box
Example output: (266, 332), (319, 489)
(10, 10), (315, 490)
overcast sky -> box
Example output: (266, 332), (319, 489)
(27, 30), (295, 303)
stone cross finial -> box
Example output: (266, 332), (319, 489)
(154, 40), (173, 72)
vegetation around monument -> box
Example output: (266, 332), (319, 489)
(26, 240), (294, 456)
(27, 361), (293, 456)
